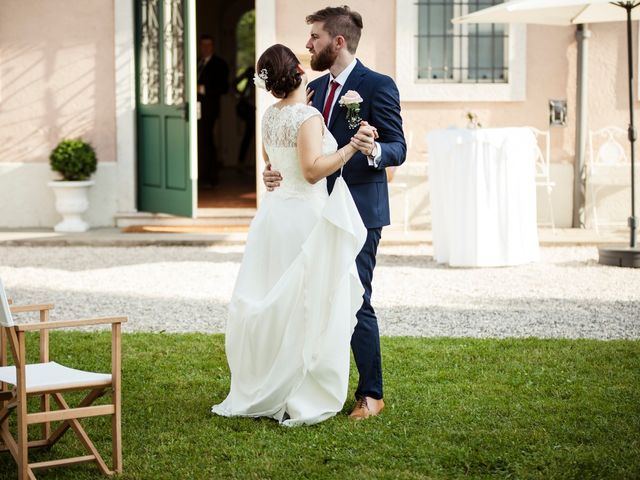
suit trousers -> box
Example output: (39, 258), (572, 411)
(198, 114), (219, 186)
(352, 227), (383, 400)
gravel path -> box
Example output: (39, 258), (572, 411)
(0, 245), (638, 339)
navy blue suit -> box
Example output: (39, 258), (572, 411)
(309, 60), (406, 400)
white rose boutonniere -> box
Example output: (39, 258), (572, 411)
(338, 90), (363, 129)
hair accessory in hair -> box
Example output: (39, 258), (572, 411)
(254, 68), (268, 89)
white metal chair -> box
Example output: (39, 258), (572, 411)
(387, 168), (410, 234)
(529, 127), (556, 231)
(387, 130), (414, 234)
(587, 126), (629, 233)
(0, 278), (126, 479)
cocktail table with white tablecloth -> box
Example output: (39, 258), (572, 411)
(427, 127), (540, 267)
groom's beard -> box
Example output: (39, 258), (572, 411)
(310, 43), (339, 72)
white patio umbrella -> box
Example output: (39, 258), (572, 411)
(453, 0), (640, 267)
(454, 0), (640, 25)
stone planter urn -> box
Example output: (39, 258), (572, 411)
(48, 138), (98, 233)
(47, 180), (95, 232)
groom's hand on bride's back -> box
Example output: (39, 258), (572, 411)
(263, 163), (282, 191)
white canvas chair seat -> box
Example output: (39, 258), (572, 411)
(0, 362), (111, 394)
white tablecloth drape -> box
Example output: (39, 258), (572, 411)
(427, 127), (540, 267)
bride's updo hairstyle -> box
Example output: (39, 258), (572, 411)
(256, 44), (303, 99)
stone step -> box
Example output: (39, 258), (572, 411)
(115, 208), (256, 228)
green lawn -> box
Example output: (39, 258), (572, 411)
(1, 333), (638, 479)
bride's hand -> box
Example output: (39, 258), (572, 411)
(359, 120), (379, 139)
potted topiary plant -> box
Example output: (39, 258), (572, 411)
(47, 138), (97, 232)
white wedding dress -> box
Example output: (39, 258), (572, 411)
(211, 103), (366, 426)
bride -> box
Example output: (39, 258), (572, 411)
(211, 44), (370, 426)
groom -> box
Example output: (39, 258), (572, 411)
(263, 5), (406, 419)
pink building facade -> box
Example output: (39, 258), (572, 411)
(0, 0), (637, 229)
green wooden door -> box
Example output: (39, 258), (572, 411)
(135, 0), (195, 217)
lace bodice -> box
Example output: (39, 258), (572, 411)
(263, 103), (338, 198)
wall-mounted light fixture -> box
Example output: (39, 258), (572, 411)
(549, 99), (567, 127)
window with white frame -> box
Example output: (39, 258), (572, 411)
(396, 0), (526, 102)
(417, 1), (507, 83)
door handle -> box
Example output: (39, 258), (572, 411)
(178, 102), (189, 120)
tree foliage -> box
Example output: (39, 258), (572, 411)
(236, 9), (255, 76)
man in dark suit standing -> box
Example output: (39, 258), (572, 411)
(198, 34), (229, 187)
(263, 6), (406, 419)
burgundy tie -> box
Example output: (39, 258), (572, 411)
(322, 80), (340, 125)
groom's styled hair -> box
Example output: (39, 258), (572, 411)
(306, 5), (363, 54)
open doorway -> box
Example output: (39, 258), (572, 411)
(196, 0), (256, 209)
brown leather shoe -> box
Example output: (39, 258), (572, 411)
(349, 396), (385, 420)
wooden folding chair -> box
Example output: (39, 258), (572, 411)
(0, 279), (127, 479)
